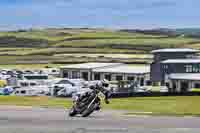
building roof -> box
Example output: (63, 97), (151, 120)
(60, 62), (123, 69)
(151, 48), (199, 54)
(169, 73), (200, 80)
(161, 59), (200, 64)
(93, 65), (150, 74)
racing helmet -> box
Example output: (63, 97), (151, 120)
(101, 79), (109, 87)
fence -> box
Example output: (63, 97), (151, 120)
(111, 92), (200, 98)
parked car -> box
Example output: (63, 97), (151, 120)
(51, 78), (86, 96)
(18, 74), (50, 86)
(0, 74), (11, 80)
(135, 86), (151, 93)
(23, 70), (34, 74)
(42, 68), (60, 77)
(160, 86), (169, 92)
(0, 86), (14, 95)
(12, 88), (46, 96)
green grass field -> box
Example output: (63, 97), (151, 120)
(106, 96), (200, 116)
(0, 29), (164, 42)
(0, 64), (63, 69)
(0, 96), (72, 107)
(0, 96), (200, 116)
(54, 37), (200, 49)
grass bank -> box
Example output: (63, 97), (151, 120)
(0, 96), (200, 116)
(0, 64), (63, 69)
(0, 96), (72, 108)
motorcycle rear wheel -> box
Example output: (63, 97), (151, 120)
(81, 104), (96, 117)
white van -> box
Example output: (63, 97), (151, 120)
(17, 80), (50, 95)
(42, 68), (60, 77)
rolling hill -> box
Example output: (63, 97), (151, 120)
(0, 28), (200, 65)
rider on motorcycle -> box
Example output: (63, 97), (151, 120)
(69, 79), (111, 117)
(73, 79), (111, 105)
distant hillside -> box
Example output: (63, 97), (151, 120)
(175, 28), (200, 38)
(0, 28), (200, 65)
(0, 28), (200, 56)
(120, 28), (178, 37)
(0, 36), (49, 47)
(120, 28), (200, 38)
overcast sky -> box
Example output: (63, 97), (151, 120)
(0, 0), (200, 30)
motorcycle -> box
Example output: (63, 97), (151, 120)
(68, 83), (110, 117)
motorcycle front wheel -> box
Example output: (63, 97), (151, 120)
(68, 107), (77, 117)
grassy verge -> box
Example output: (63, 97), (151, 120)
(103, 96), (200, 116)
(191, 88), (200, 92)
(0, 96), (200, 116)
(0, 96), (72, 108)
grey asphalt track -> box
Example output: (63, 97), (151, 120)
(0, 106), (200, 133)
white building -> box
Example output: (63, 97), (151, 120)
(60, 62), (150, 86)
(168, 73), (200, 92)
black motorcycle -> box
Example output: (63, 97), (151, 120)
(68, 83), (110, 117)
